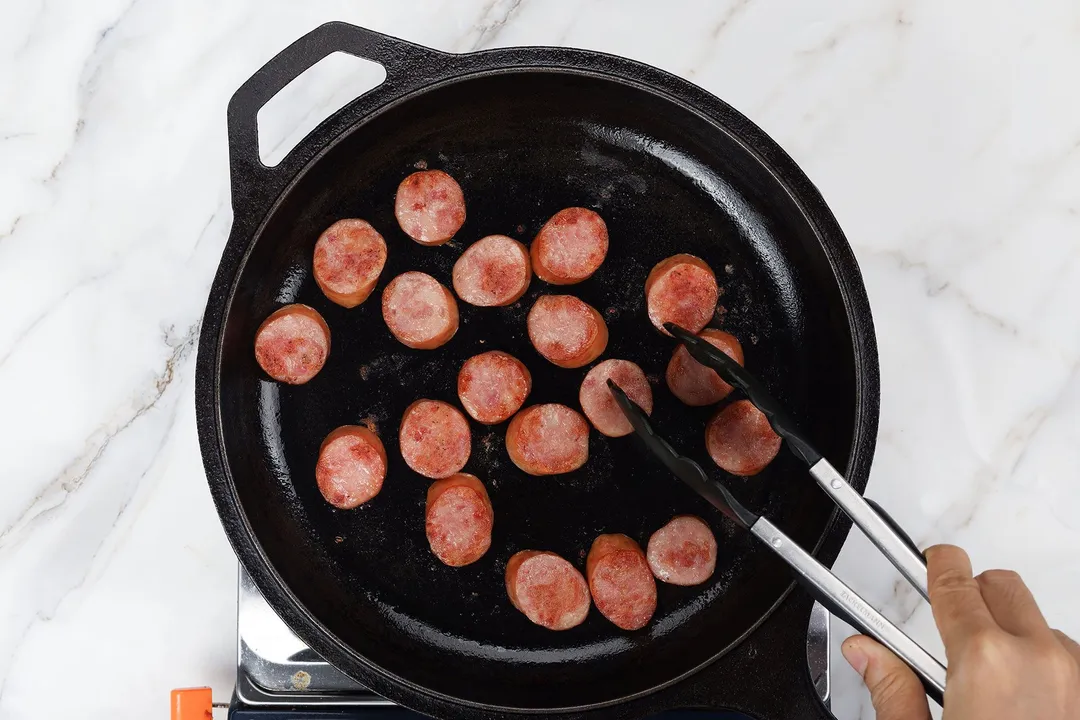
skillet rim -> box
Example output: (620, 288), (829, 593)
(196, 32), (880, 717)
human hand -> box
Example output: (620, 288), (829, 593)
(841, 544), (1080, 719)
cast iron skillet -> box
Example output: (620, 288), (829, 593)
(196, 22), (879, 720)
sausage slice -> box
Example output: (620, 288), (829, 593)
(399, 399), (472, 479)
(586, 534), (657, 631)
(315, 426), (387, 509)
(579, 359), (653, 438)
(505, 404), (589, 476)
(530, 207), (608, 284)
(526, 295), (608, 368)
(457, 351), (532, 425)
(312, 219), (387, 308)
(452, 235), (532, 307)
(646, 515), (717, 586)
(394, 169), (466, 245)
(705, 399), (782, 476)
(425, 473), (493, 567)
(666, 329), (744, 406)
(505, 550), (590, 630)
(253, 304), (330, 384)
(645, 254), (719, 335)
(382, 271), (460, 350)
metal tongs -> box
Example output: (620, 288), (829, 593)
(607, 322), (947, 705)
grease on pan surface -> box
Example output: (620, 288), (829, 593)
(233, 81), (837, 673)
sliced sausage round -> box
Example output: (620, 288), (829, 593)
(457, 351), (532, 425)
(530, 207), (608, 285)
(586, 534), (657, 631)
(382, 271), (460, 350)
(452, 234), (532, 307)
(666, 329), (745, 406)
(312, 219), (387, 308)
(505, 404), (589, 476)
(646, 515), (717, 586)
(706, 399), (782, 476)
(526, 295), (608, 368)
(253, 304), (330, 384)
(394, 169), (466, 246)
(425, 473), (493, 567)
(579, 359), (653, 438)
(315, 426), (387, 509)
(645, 254), (719, 335)
(505, 550), (591, 630)
(399, 399), (472, 479)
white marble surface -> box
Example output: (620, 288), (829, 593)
(2, 1), (1079, 718)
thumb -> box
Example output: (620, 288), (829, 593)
(842, 635), (931, 720)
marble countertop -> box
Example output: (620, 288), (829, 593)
(2, 1), (1078, 718)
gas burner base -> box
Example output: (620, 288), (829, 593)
(233, 567), (832, 718)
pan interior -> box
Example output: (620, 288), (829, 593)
(217, 70), (858, 709)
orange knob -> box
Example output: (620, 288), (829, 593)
(170, 687), (213, 720)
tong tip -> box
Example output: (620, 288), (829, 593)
(607, 377), (758, 529)
(665, 321), (822, 467)
(664, 322), (695, 341)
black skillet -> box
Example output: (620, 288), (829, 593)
(196, 22), (880, 720)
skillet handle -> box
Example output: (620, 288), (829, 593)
(226, 22), (444, 194)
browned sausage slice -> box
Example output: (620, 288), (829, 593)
(254, 304), (330, 384)
(315, 426), (387, 509)
(394, 170), (466, 246)
(705, 399), (782, 476)
(530, 207), (608, 285)
(578, 359), (653, 437)
(645, 254), (719, 335)
(666, 329), (744, 406)
(425, 473), (493, 567)
(457, 351), (532, 425)
(586, 534), (657, 631)
(452, 235), (532, 307)
(505, 550), (590, 630)
(526, 295), (608, 368)
(400, 399), (472, 479)
(312, 219), (388, 308)
(382, 271), (460, 350)
(646, 515), (717, 586)
(505, 404), (589, 476)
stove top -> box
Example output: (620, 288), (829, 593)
(232, 566), (832, 717)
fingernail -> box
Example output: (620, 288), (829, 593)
(842, 640), (869, 676)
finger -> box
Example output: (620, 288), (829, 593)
(975, 569), (1050, 637)
(1053, 630), (1080, 664)
(842, 635), (931, 720)
(926, 544), (996, 651)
